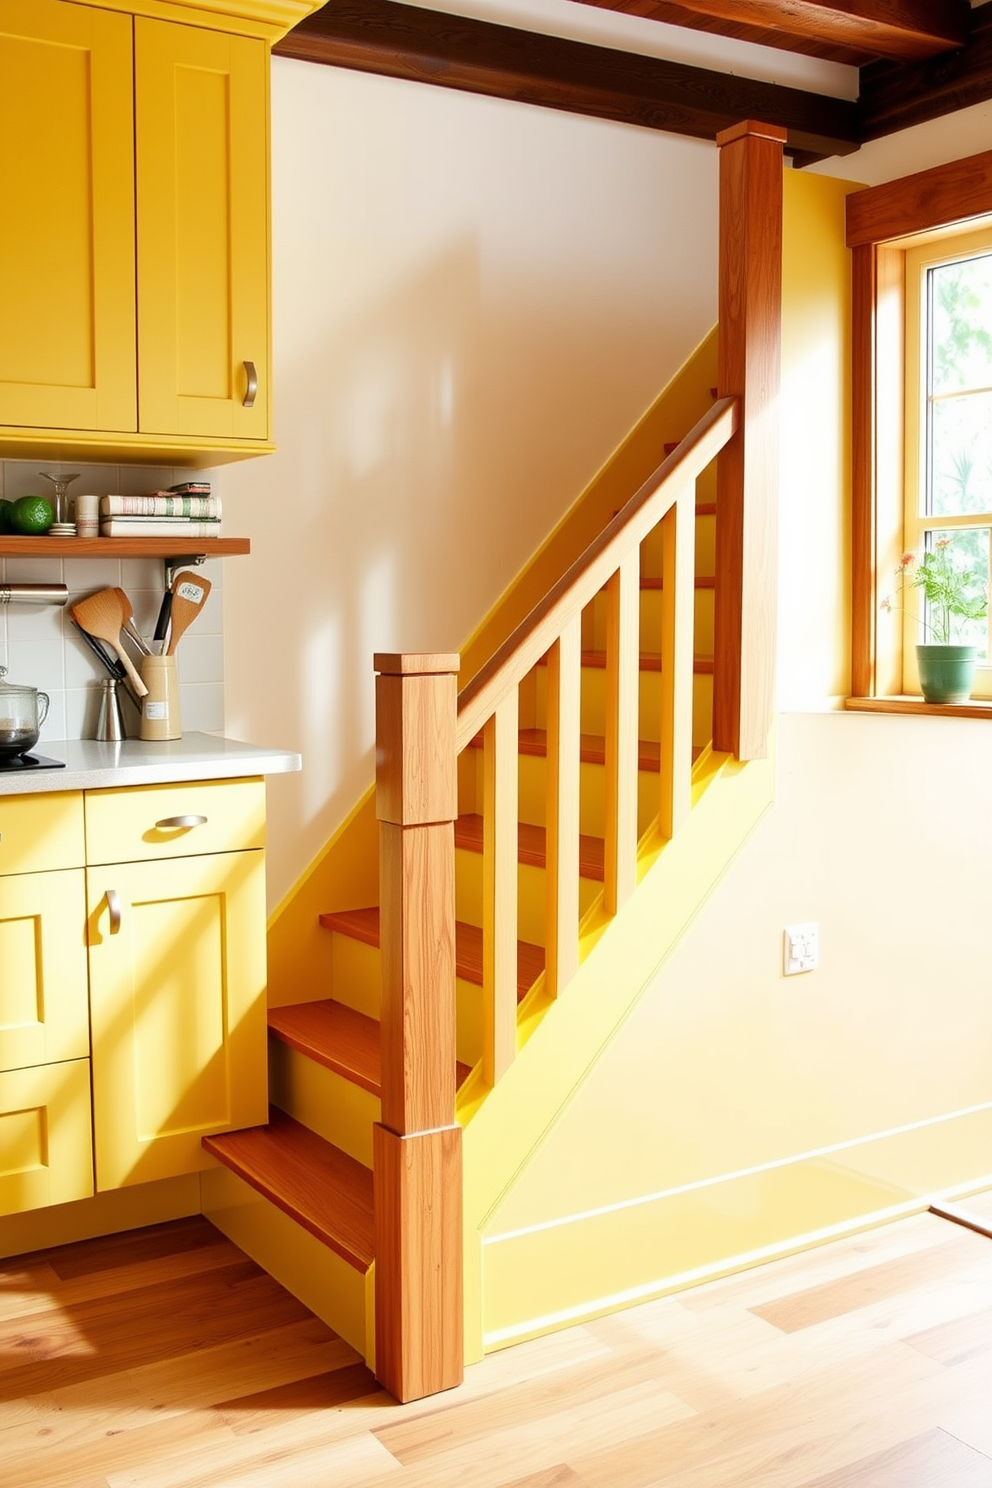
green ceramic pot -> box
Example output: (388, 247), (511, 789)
(916, 643), (978, 704)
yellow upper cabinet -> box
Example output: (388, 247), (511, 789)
(135, 19), (269, 441)
(0, 1), (137, 434)
(0, 0), (294, 461)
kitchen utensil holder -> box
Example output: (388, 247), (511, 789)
(95, 678), (126, 742)
(139, 655), (181, 741)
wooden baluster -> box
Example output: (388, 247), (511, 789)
(483, 689), (519, 1084)
(660, 490), (694, 839)
(544, 616), (581, 997)
(713, 119), (785, 762)
(373, 651), (462, 1403)
(604, 552), (639, 913)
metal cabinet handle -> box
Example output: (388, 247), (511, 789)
(243, 360), (258, 408)
(155, 814), (208, 830)
(106, 888), (122, 935)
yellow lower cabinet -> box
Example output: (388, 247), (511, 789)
(0, 1060), (94, 1215)
(86, 848), (268, 1190)
(0, 868), (90, 1073)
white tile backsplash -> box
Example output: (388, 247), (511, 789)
(1, 458), (225, 749)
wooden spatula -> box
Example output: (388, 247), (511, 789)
(114, 588), (151, 656)
(165, 571), (212, 656)
(71, 589), (148, 697)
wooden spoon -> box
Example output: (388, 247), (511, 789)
(165, 571), (212, 656)
(70, 590), (148, 697)
(114, 588), (151, 656)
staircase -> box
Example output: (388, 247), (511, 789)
(202, 400), (737, 1386)
(202, 120), (785, 1403)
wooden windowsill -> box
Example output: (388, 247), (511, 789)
(845, 695), (992, 719)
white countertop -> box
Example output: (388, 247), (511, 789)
(0, 733), (302, 796)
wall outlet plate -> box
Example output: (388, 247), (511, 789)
(784, 922), (819, 976)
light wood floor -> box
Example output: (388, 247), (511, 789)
(1, 1192), (990, 1488)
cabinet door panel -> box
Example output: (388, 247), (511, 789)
(135, 19), (269, 440)
(0, 868), (89, 1072)
(0, 0), (136, 431)
(87, 849), (268, 1190)
(0, 1059), (94, 1216)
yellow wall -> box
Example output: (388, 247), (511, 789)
(475, 168), (992, 1348)
(778, 170), (853, 707)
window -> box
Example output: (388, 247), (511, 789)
(902, 228), (992, 698)
(846, 150), (992, 714)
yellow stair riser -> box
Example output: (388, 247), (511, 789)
(535, 665), (713, 749)
(636, 487), (716, 577)
(455, 850), (600, 948)
(329, 933), (485, 1070)
(586, 586), (715, 656)
(201, 1163), (374, 1366)
(695, 510), (716, 574)
(465, 748), (664, 839)
(268, 1038), (378, 1169)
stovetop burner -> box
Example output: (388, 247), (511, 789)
(0, 752), (66, 772)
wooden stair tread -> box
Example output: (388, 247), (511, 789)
(268, 998), (473, 1090)
(268, 999), (381, 1095)
(470, 727), (665, 773)
(455, 812), (605, 882)
(579, 650), (714, 674)
(319, 907), (544, 1000)
(203, 1109), (374, 1272)
(617, 497), (715, 516)
(640, 574), (715, 589)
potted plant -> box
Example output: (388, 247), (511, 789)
(884, 538), (989, 703)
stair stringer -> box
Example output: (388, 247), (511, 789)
(459, 742), (776, 1363)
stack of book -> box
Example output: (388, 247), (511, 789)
(99, 482), (222, 538)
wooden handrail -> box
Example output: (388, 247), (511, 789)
(456, 395), (739, 749)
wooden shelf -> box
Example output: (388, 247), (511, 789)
(0, 537), (250, 559)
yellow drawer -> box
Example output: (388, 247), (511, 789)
(84, 778), (265, 864)
(0, 1059), (94, 1217)
(0, 792), (85, 876)
(0, 868), (89, 1072)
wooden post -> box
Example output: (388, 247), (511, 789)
(373, 651), (463, 1403)
(713, 120), (785, 762)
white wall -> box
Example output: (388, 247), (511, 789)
(222, 59), (719, 906)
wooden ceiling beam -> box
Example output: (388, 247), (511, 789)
(275, 0), (859, 159)
(858, 2), (992, 139)
(568, 0), (870, 67)
(632, 1), (971, 63)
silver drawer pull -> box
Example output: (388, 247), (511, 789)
(106, 888), (122, 935)
(155, 814), (208, 830)
(243, 360), (258, 408)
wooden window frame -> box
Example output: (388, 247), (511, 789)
(846, 148), (992, 718)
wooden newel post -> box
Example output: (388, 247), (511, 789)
(372, 651), (463, 1403)
(713, 119), (785, 762)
